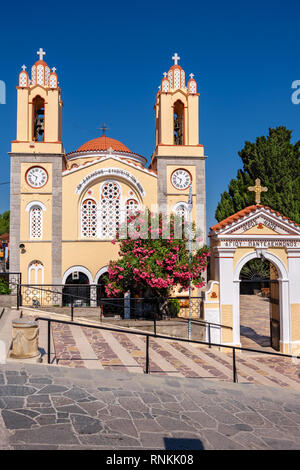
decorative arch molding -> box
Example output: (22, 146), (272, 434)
(25, 201), (46, 212)
(173, 201), (189, 218)
(232, 248), (290, 351)
(94, 266), (109, 284)
(62, 266), (93, 285)
(233, 249), (288, 282)
(75, 167), (146, 199)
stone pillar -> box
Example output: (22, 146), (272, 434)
(10, 319), (39, 359)
(124, 291), (130, 319)
(90, 285), (97, 308)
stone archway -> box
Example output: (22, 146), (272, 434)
(233, 250), (289, 351)
(204, 205), (300, 354)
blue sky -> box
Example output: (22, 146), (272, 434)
(0, 0), (299, 233)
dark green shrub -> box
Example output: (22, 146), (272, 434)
(0, 279), (11, 295)
(168, 298), (180, 317)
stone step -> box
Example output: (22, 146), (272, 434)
(14, 313), (300, 391)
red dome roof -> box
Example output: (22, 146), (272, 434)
(76, 136), (131, 153)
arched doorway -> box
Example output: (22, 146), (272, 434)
(62, 271), (90, 306)
(95, 269), (123, 316)
(239, 258), (280, 350)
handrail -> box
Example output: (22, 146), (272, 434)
(18, 284), (158, 316)
(179, 317), (232, 330)
(19, 284), (232, 341)
(35, 316), (300, 384)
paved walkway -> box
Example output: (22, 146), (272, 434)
(16, 309), (300, 392)
(1, 362), (300, 450)
(240, 294), (273, 350)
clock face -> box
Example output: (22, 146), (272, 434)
(26, 167), (48, 188)
(171, 169), (191, 190)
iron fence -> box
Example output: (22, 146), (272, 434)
(0, 272), (21, 295)
(18, 285), (202, 319)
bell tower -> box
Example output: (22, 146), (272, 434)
(9, 48), (64, 285)
(12, 48), (63, 154)
(150, 54), (207, 243)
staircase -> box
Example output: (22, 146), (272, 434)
(2, 308), (300, 391)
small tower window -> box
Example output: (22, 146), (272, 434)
(174, 100), (184, 145)
(29, 205), (43, 239)
(32, 96), (45, 142)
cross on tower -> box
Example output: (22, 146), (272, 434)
(98, 122), (110, 135)
(189, 73), (194, 79)
(52, 67), (57, 73)
(248, 178), (268, 205)
(163, 72), (168, 78)
(172, 53), (180, 65)
(37, 48), (46, 61)
(21, 65), (27, 71)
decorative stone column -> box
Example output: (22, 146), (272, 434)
(10, 319), (39, 359)
(124, 291), (130, 319)
(90, 285), (97, 308)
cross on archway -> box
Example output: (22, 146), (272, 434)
(248, 178), (268, 205)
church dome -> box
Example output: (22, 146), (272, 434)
(76, 136), (131, 153)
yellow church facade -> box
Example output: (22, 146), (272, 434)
(9, 49), (207, 297)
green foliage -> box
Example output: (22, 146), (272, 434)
(0, 211), (9, 235)
(167, 298), (180, 317)
(0, 279), (11, 295)
(105, 211), (210, 299)
(240, 259), (270, 280)
(215, 127), (300, 223)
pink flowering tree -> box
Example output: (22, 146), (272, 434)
(104, 210), (210, 307)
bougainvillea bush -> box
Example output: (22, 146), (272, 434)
(104, 210), (210, 305)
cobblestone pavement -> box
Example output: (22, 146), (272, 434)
(1, 363), (300, 450)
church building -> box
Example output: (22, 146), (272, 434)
(9, 49), (207, 296)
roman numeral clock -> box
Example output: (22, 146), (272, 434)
(171, 169), (191, 190)
(26, 166), (48, 188)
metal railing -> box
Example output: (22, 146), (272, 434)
(0, 272), (22, 295)
(18, 284), (159, 320)
(178, 317), (232, 347)
(35, 316), (300, 383)
(18, 284), (232, 342)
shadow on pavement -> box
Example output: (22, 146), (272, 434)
(164, 437), (204, 450)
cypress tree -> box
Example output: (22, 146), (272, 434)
(215, 127), (300, 224)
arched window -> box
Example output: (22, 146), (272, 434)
(29, 205), (43, 239)
(28, 260), (44, 285)
(173, 202), (188, 220)
(174, 100), (184, 145)
(100, 181), (121, 239)
(32, 96), (45, 142)
(81, 199), (97, 238)
(126, 198), (139, 219)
